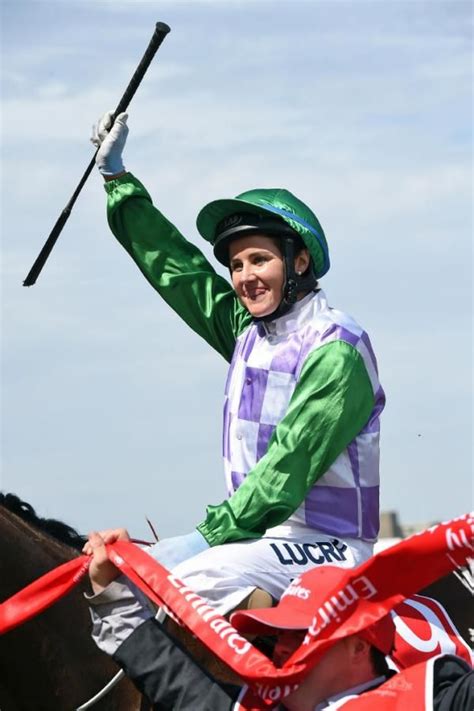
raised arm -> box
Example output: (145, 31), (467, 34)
(93, 112), (251, 360)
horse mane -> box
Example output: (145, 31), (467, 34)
(0, 492), (85, 551)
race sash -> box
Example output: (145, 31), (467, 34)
(1, 512), (472, 709)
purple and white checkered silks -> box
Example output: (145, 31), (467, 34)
(222, 290), (385, 542)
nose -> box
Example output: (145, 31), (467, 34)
(240, 261), (257, 282)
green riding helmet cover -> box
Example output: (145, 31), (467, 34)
(196, 187), (330, 279)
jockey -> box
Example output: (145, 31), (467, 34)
(90, 112), (385, 614)
(86, 531), (473, 711)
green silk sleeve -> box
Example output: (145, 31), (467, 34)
(105, 173), (251, 361)
(197, 340), (375, 546)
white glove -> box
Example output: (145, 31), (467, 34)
(91, 111), (129, 177)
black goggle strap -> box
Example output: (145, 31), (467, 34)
(282, 237), (298, 306)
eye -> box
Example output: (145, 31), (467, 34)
(230, 261), (242, 273)
(253, 255), (268, 265)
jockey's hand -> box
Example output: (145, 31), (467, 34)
(91, 110), (128, 179)
(147, 529), (209, 570)
(84, 529), (130, 594)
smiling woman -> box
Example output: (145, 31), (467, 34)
(3, 0), (471, 555)
(228, 235), (310, 319)
(82, 111), (386, 636)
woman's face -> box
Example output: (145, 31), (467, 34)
(228, 235), (285, 318)
(229, 235), (310, 318)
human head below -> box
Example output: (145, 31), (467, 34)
(230, 566), (395, 711)
(197, 188), (330, 320)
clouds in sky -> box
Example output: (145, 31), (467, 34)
(1, 0), (472, 537)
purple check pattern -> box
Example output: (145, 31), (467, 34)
(222, 291), (384, 541)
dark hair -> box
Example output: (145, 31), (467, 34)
(369, 646), (391, 677)
(266, 234), (319, 289)
(267, 233), (307, 257)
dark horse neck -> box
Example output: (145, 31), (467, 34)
(0, 496), (144, 711)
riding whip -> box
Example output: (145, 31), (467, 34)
(23, 21), (171, 287)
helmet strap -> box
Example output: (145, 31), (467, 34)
(281, 236), (298, 307)
(256, 237), (318, 322)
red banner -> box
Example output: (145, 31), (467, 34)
(0, 556), (90, 634)
(1, 512), (472, 709)
(106, 512), (473, 701)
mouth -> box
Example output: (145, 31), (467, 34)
(244, 288), (268, 301)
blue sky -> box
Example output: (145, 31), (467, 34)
(1, 0), (472, 539)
